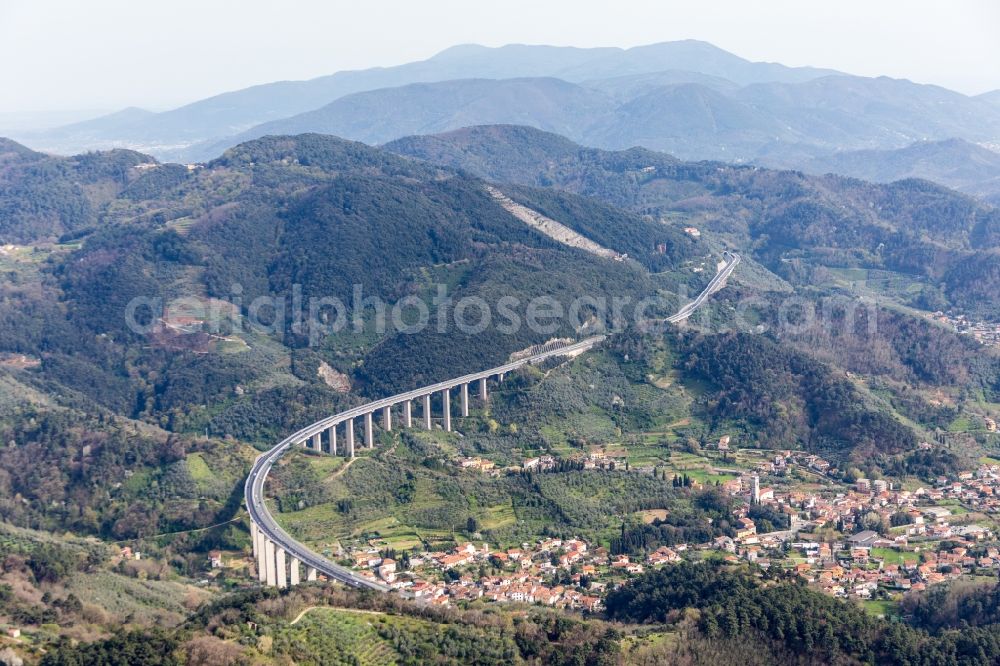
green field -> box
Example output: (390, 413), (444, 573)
(186, 453), (213, 485)
(216, 337), (251, 353)
(683, 468), (737, 485)
(276, 499), (459, 552)
(306, 453), (348, 477)
(871, 548), (918, 566)
(949, 414), (975, 432)
(478, 502), (516, 530)
(0, 244), (68, 282)
(861, 599), (900, 619)
(936, 499), (969, 515)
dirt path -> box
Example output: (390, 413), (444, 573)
(112, 517), (241, 543)
(289, 605), (386, 625)
(640, 418), (692, 436)
(331, 456), (358, 479)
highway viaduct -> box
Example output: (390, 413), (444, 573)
(245, 253), (740, 591)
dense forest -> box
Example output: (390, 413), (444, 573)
(905, 579), (1000, 631)
(677, 330), (918, 458)
(604, 328), (929, 472)
(606, 563), (1000, 665)
(0, 139), (155, 243)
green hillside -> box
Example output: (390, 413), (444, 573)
(388, 125), (1000, 315)
(0, 140), (156, 243)
(1, 129), (1000, 662)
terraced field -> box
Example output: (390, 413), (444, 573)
(0, 243), (74, 282)
(273, 606), (521, 665)
(275, 495), (457, 553)
(65, 572), (208, 626)
(275, 608), (401, 666)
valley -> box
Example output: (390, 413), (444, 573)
(2, 36), (1000, 663)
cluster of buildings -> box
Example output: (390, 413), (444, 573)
(706, 462), (1000, 601)
(457, 450), (635, 476)
(328, 458), (1000, 610)
(340, 445), (1000, 609)
(341, 537), (605, 611)
(459, 450), (634, 476)
(266, 441), (1000, 613)
(114, 545), (141, 563)
(786, 538), (1000, 599)
(933, 311), (1000, 347)
(456, 457), (496, 472)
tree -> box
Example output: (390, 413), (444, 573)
(890, 511), (914, 527)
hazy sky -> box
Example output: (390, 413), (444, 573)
(2, 0), (999, 114)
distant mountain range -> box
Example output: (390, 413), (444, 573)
(8, 40), (1000, 198)
(979, 89), (1000, 107)
(188, 73), (1000, 163)
(776, 138), (1000, 204)
(10, 40), (836, 158)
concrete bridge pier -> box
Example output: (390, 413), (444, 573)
(403, 401), (412, 428)
(311, 432), (321, 452)
(251, 522), (258, 559)
(328, 425), (337, 456)
(442, 389), (451, 431)
(290, 556), (300, 586)
(479, 377), (488, 402)
(364, 412), (374, 448)
(345, 419), (355, 458)
(423, 394), (432, 429)
(460, 383), (469, 417)
(383, 405), (392, 431)
(256, 527), (267, 583)
(275, 547), (287, 589)
(307, 566), (317, 581)
(264, 539), (277, 587)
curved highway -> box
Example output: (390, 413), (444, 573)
(665, 251), (741, 323)
(245, 336), (606, 590)
(245, 251), (740, 591)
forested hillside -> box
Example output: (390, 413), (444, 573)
(0, 139), (155, 242)
(389, 125), (1000, 315)
(2, 128), (1000, 661)
(605, 563), (1000, 665)
(787, 138), (1000, 202)
(1, 128), (996, 547)
(0, 132), (703, 544)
